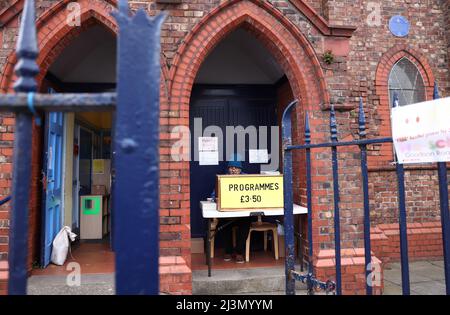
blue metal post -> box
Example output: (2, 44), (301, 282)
(330, 105), (342, 295)
(358, 98), (372, 295)
(433, 82), (450, 295)
(393, 92), (410, 295)
(282, 100), (298, 295)
(8, 0), (39, 295)
(113, 1), (165, 294)
(304, 111), (314, 295)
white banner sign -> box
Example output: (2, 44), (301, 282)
(391, 97), (450, 163)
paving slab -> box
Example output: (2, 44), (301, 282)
(27, 273), (115, 295)
(383, 260), (446, 295)
(410, 280), (446, 295)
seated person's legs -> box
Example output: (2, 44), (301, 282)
(218, 219), (233, 260)
(234, 217), (252, 263)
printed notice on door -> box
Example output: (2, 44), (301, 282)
(391, 97), (450, 163)
(198, 137), (219, 165)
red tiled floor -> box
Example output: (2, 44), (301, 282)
(31, 241), (115, 276)
(192, 249), (285, 271)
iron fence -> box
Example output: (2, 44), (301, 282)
(282, 87), (450, 295)
(0, 0), (164, 295)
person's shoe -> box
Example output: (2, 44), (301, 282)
(235, 254), (245, 264)
(223, 254), (232, 262)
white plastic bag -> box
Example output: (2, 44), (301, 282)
(51, 226), (77, 265)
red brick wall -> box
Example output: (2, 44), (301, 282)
(369, 168), (450, 225)
(371, 222), (444, 263)
(0, 113), (13, 261)
(314, 248), (384, 295)
(0, 0), (449, 295)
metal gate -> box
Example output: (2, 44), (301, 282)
(0, 0), (164, 294)
(281, 89), (450, 295)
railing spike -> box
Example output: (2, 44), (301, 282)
(304, 111), (311, 144)
(433, 82), (440, 100)
(13, 0), (39, 93)
(118, 0), (129, 15)
(358, 97), (366, 138)
(330, 104), (337, 142)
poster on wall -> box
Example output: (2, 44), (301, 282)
(92, 159), (105, 174)
(199, 151), (219, 166)
(198, 137), (219, 165)
(249, 149), (269, 163)
(391, 97), (450, 164)
(199, 137), (218, 152)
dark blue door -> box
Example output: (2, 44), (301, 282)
(41, 112), (64, 267)
(189, 85), (277, 238)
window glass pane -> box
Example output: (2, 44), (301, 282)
(388, 58), (426, 107)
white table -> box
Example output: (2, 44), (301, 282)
(201, 201), (307, 218)
(200, 201), (308, 276)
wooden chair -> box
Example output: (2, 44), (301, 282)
(245, 216), (279, 262)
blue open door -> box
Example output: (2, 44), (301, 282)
(41, 112), (65, 267)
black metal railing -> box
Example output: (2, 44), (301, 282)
(282, 85), (450, 295)
(0, 0), (164, 295)
(0, 196), (11, 206)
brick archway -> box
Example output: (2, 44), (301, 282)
(165, 0), (330, 266)
(372, 45), (435, 166)
(0, 0), (174, 272)
(168, 0), (328, 112)
(0, 0), (118, 92)
(0, 0), (169, 94)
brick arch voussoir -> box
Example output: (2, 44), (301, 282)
(372, 44), (436, 164)
(376, 45), (435, 89)
(169, 2), (326, 115)
(1, 0), (119, 92)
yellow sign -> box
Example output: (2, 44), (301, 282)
(217, 175), (283, 211)
(92, 159), (105, 174)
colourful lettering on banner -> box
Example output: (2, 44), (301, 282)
(392, 98), (450, 164)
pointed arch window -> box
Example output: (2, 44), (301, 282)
(388, 57), (426, 107)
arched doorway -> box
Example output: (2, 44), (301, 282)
(189, 26), (295, 269)
(33, 21), (117, 273)
(168, 0), (329, 275)
(189, 27), (288, 239)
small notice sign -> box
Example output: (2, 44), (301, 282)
(217, 174), (283, 210)
(92, 159), (105, 174)
(249, 149), (269, 163)
(199, 151), (219, 165)
(392, 98), (450, 163)
(198, 137), (219, 165)
(199, 137), (218, 152)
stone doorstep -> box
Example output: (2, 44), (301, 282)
(192, 266), (306, 295)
